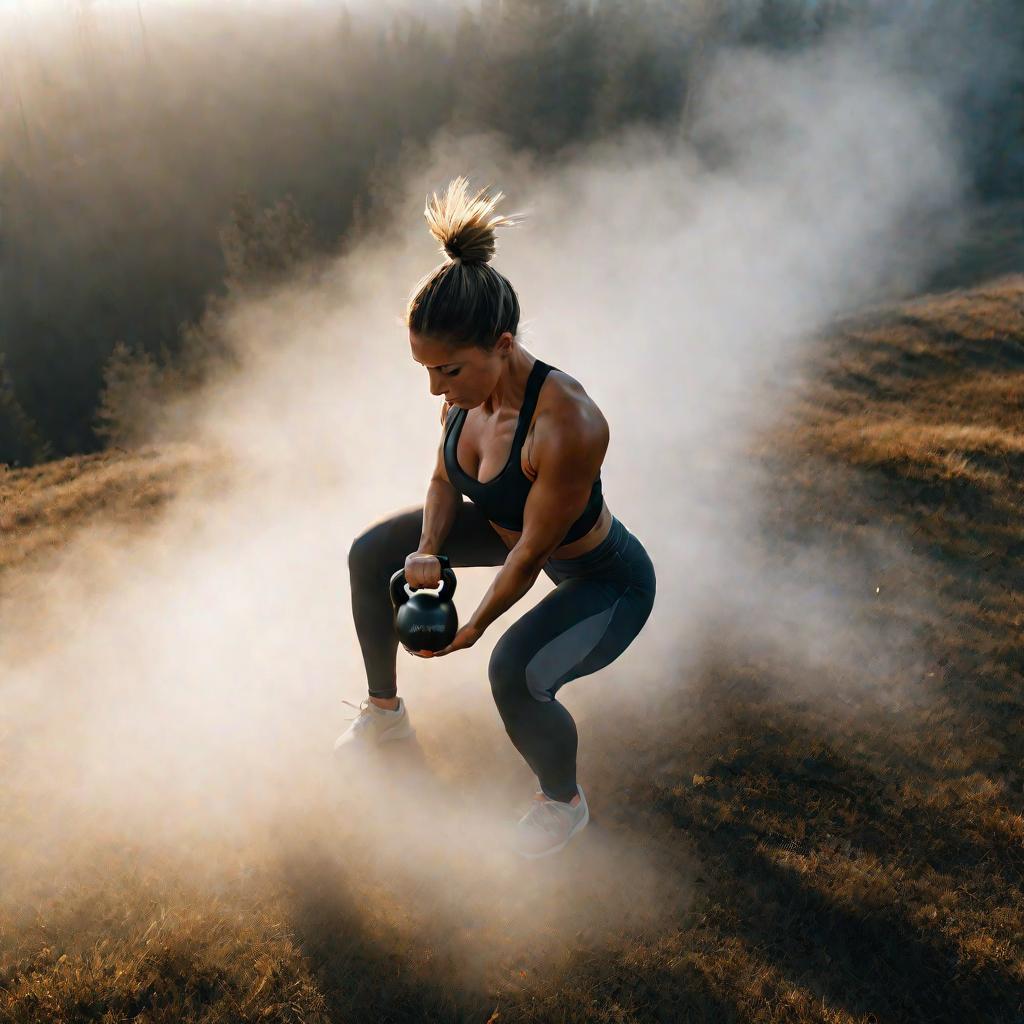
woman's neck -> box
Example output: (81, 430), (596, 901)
(480, 345), (536, 418)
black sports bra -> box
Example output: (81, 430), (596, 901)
(443, 359), (604, 545)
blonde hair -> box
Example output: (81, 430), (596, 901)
(406, 176), (522, 351)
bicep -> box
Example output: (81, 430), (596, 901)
(515, 411), (607, 564)
(432, 400), (453, 485)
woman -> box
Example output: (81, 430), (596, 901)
(336, 177), (657, 859)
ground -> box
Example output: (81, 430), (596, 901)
(0, 276), (1021, 1023)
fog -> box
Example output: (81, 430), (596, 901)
(0, 18), (966, 959)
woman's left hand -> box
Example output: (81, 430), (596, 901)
(407, 623), (483, 658)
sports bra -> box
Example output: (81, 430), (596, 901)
(443, 358), (604, 545)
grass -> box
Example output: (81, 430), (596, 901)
(0, 443), (228, 579)
(1, 276), (1023, 1023)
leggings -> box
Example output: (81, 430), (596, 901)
(347, 500), (657, 802)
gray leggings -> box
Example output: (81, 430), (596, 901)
(348, 500), (657, 801)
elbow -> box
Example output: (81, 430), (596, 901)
(508, 544), (550, 582)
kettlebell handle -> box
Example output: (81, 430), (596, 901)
(389, 554), (458, 610)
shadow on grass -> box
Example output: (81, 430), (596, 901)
(277, 732), (722, 1023)
(281, 846), (499, 1023)
(703, 834), (1022, 1024)
(279, 736), (496, 1022)
(649, 698), (1024, 1024)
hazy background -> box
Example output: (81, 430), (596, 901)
(0, 0), (1021, 463)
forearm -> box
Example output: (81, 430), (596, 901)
(467, 548), (543, 633)
(417, 478), (462, 554)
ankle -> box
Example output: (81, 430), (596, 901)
(542, 789), (580, 806)
(369, 695), (399, 711)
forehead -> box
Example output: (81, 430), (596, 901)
(408, 331), (471, 368)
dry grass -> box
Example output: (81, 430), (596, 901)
(0, 444), (230, 578)
(1, 277), (1023, 1023)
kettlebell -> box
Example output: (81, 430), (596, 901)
(389, 554), (459, 653)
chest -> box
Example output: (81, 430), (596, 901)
(455, 408), (538, 485)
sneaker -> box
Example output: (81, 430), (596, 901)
(333, 697), (414, 753)
(513, 785), (589, 859)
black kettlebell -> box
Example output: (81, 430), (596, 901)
(389, 554), (459, 653)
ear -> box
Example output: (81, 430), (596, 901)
(494, 331), (515, 355)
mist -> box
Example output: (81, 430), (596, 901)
(0, 14), (970, 973)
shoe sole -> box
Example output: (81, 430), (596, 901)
(378, 724), (415, 743)
(333, 719), (415, 753)
(515, 792), (590, 860)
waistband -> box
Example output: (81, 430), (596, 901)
(546, 515), (630, 571)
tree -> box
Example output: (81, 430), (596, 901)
(219, 192), (316, 295)
(164, 191), (318, 396)
(93, 341), (162, 448)
(0, 353), (51, 467)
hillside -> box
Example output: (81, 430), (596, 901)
(0, 445), (222, 577)
(1, 277), (1022, 1023)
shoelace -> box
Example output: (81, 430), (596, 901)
(341, 698), (373, 726)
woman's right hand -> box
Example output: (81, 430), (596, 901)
(404, 551), (442, 590)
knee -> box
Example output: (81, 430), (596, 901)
(489, 637), (550, 711)
(488, 639), (527, 711)
(348, 520), (395, 580)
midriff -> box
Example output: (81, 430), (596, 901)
(488, 499), (612, 560)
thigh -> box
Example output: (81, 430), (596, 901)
(491, 577), (655, 702)
(354, 499), (510, 571)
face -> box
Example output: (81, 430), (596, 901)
(409, 330), (514, 408)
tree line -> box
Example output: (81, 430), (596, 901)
(0, 0), (1021, 464)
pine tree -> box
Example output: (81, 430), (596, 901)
(219, 192), (316, 294)
(93, 341), (162, 448)
(0, 353), (51, 467)
(166, 191), (317, 395)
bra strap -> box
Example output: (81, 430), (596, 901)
(512, 360), (552, 448)
(443, 401), (464, 439)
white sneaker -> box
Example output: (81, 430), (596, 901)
(513, 785), (590, 859)
(333, 697), (414, 753)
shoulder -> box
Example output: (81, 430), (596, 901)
(527, 366), (608, 473)
(537, 367), (608, 440)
